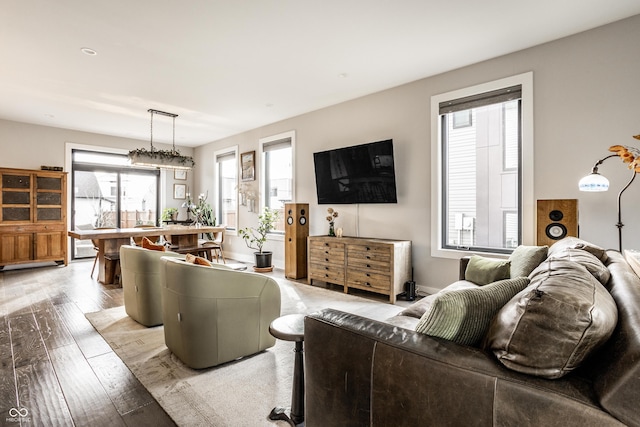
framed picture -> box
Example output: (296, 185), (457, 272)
(241, 151), (255, 181)
(173, 184), (186, 200)
(174, 169), (187, 180)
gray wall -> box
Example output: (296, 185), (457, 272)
(1, 15), (639, 293)
(196, 14), (640, 293)
(0, 120), (195, 221)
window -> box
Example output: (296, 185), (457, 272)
(260, 131), (295, 233)
(71, 149), (160, 259)
(431, 73), (534, 258)
(215, 148), (238, 230)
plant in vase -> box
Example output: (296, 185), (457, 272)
(182, 191), (196, 220)
(192, 192), (216, 239)
(239, 207), (279, 270)
(326, 207), (339, 236)
(161, 207), (179, 222)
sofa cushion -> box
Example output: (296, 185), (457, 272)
(485, 258), (618, 379)
(141, 236), (166, 251)
(509, 245), (548, 278)
(397, 281), (477, 319)
(465, 255), (511, 285)
(415, 277), (531, 346)
(548, 247), (610, 285)
(548, 236), (608, 264)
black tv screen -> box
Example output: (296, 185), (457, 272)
(313, 139), (398, 204)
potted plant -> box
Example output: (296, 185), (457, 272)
(161, 207), (179, 222)
(238, 207), (279, 270)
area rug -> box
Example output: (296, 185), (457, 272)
(85, 278), (404, 426)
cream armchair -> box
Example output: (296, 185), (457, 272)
(120, 245), (183, 327)
(160, 257), (281, 369)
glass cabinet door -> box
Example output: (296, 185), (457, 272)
(1, 173), (31, 222)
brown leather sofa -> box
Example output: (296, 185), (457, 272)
(304, 243), (640, 426)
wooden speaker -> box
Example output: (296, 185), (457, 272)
(285, 203), (309, 279)
(536, 199), (578, 247)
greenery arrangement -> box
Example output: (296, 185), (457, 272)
(326, 207), (338, 236)
(128, 148), (196, 168)
(161, 207), (179, 221)
(238, 208), (279, 253)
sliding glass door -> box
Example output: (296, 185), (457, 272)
(71, 150), (160, 259)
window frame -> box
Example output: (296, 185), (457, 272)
(259, 130), (296, 236)
(214, 145), (239, 233)
(69, 148), (161, 259)
(430, 72), (534, 259)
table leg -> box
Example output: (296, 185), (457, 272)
(290, 340), (304, 424)
(97, 238), (129, 285)
(268, 340), (305, 426)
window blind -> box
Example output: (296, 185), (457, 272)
(439, 85), (522, 114)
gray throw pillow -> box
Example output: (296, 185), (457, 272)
(415, 277), (530, 346)
(509, 245), (548, 278)
(465, 255), (511, 285)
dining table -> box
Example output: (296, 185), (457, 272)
(68, 225), (224, 285)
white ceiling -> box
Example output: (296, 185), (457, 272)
(2, 1), (640, 148)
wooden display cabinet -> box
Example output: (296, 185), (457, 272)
(0, 167), (67, 269)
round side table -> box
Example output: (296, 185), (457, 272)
(268, 313), (305, 426)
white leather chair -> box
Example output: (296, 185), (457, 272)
(119, 245), (182, 326)
(160, 257), (281, 369)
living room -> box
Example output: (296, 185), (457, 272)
(2, 3), (640, 426)
(2, 8), (640, 294)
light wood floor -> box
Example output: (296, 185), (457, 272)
(0, 258), (417, 426)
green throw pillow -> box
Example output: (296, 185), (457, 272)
(465, 255), (511, 285)
(509, 245), (548, 278)
(415, 277), (531, 346)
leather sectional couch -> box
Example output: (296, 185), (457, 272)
(304, 238), (640, 426)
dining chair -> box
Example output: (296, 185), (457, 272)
(90, 227), (117, 278)
(132, 224), (161, 246)
(200, 228), (226, 263)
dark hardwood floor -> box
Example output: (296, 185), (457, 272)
(0, 259), (177, 427)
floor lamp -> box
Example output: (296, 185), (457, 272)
(578, 137), (640, 252)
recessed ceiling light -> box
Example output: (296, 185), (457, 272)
(80, 47), (97, 56)
(265, 103), (274, 108)
(338, 73), (348, 78)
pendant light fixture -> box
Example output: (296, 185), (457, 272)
(128, 109), (195, 170)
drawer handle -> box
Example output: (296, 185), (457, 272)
(325, 266), (329, 270)
(325, 274), (329, 278)
(325, 251), (329, 254)
(325, 258), (329, 262)
(366, 256), (371, 259)
(364, 282), (371, 287)
(366, 264), (371, 268)
(366, 247), (371, 251)
(366, 273), (370, 277)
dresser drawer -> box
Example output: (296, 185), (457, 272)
(309, 247), (345, 263)
(347, 270), (391, 292)
(309, 264), (345, 284)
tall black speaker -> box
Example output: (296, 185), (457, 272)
(285, 203), (309, 279)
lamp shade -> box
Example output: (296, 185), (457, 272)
(578, 172), (610, 192)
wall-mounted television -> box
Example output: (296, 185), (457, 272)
(313, 139), (398, 204)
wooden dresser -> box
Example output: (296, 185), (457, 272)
(0, 167), (67, 269)
(307, 235), (411, 303)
